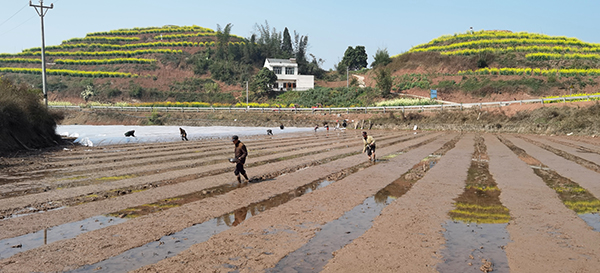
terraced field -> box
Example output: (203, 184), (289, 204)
(1, 130), (599, 272)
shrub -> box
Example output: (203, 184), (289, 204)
(0, 77), (62, 154)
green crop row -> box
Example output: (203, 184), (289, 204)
(0, 57), (155, 65)
(0, 49), (182, 57)
(86, 25), (214, 36)
(155, 32), (245, 40)
(438, 46), (600, 57)
(23, 41), (237, 52)
(0, 57), (41, 63)
(413, 31), (583, 50)
(458, 67), (600, 77)
(0, 67), (137, 78)
(63, 36), (140, 43)
(526, 53), (600, 61)
(410, 38), (600, 53)
(54, 58), (156, 65)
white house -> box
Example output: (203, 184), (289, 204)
(263, 58), (314, 91)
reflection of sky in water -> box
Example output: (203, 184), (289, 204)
(72, 179), (334, 272)
(579, 213), (600, 231)
(57, 125), (312, 147)
(438, 221), (510, 273)
(0, 215), (126, 259)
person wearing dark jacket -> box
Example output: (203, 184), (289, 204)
(231, 135), (249, 183)
(179, 128), (188, 141)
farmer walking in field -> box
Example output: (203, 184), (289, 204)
(231, 135), (249, 183)
(362, 131), (376, 162)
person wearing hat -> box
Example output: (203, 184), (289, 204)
(231, 135), (249, 183)
(362, 131), (376, 162)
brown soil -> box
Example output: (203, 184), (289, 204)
(1, 132), (600, 272)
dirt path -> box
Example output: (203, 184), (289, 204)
(1, 131), (599, 272)
(0, 132), (448, 272)
(130, 134), (459, 272)
(322, 134), (474, 272)
(505, 135), (600, 200)
(485, 134), (600, 272)
(0, 131), (415, 239)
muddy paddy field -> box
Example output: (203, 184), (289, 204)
(1, 130), (600, 272)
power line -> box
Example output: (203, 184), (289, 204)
(0, 0), (60, 36)
(0, 4), (28, 28)
(0, 15), (36, 36)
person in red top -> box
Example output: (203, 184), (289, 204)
(231, 135), (249, 183)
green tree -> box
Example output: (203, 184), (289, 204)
(253, 21), (283, 60)
(339, 45), (368, 72)
(215, 23), (233, 60)
(354, 46), (368, 69)
(252, 67), (277, 94)
(374, 68), (393, 96)
(282, 27), (293, 57)
(371, 48), (391, 68)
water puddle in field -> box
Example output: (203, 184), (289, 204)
(70, 180), (335, 273)
(499, 136), (600, 231)
(0, 132), (399, 214)
(268, 135), (460, 273)
(68, 133), (440, 272)
(0, 133), (433, 264)
(438, 136), (510, 273)
(0, 215), (127, 259)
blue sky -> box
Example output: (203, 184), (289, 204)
(1, 0), (599, 70)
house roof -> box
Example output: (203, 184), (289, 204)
(265, 58), (295, 64)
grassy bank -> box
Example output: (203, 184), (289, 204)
(0, 77), (63, 156)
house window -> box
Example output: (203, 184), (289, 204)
(273, 66), (282, 74)
(285, 67), (295, 75)
(274, 82), (278, 89)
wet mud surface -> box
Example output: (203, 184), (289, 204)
(1, 130), (600, 272)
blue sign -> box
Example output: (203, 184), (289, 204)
(430, 89), (437, 99)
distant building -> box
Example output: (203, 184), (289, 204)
(263, 58), (314, 91)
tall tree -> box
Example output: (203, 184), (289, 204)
(215, 23), (233, 60)
(338, 46), (368, 72)
(374, 68), (393, 96)
(254, 21), (283, 60)
(353, 46), (368, 70)
(371, 47), (391, 68)
(282, 27), (293, 57)
(293, 31), (309, 74)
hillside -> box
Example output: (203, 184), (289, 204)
(0, 25), (249, 103)
(361, 30), (600, 103)
(2, 28), (600, 106)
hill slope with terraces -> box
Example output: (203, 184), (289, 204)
(2, 28), (600, 105)
(0, 25), (248, 103)
(362, 30), (600, 103)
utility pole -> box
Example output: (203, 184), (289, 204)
(30, 0), (53, 107)
(346, 66), (349, 88)
(246, 81), (249, 109)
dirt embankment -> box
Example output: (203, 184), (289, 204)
(57, 101), (600, 136)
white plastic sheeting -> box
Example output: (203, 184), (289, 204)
(57, 125), (311, 147)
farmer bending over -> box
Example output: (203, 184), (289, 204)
(362, 131), (376, 162)
(179, 128), (188, 141)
